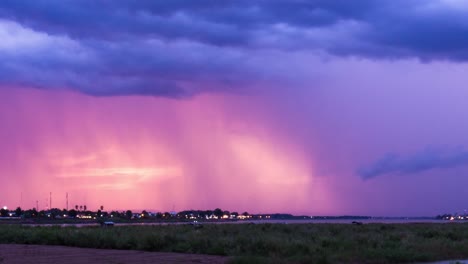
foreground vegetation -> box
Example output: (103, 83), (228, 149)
(0, 223), (467, 263)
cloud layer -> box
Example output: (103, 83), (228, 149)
(359, 147), (468, 179)
(0, 0), (468, 97)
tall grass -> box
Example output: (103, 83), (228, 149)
(0, 223), (467, 263)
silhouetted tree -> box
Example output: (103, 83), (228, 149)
(24, 209), (38, 218)
(75, 205), (78, 210)
(126, 210), (133, 219)
(15, 207), (22, 217)
(83, 205), (87, 211)
(68, 209), (77, 218)
(214, 208), (223, 219)
(50, 208), (61, 218)
(199, 211), (206, 219)
(100, 205), (104, 211)
(0, 208), (8, 217)
(142, 210), (149, 218)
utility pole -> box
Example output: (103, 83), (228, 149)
(36, 200), (39, 211)
(49, 192), (52, 210)
(66, 192), (68, 211)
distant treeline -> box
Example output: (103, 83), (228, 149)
(436, 213), (468, 221)
(0, 207), (311, 221)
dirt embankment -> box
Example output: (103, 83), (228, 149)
(0, 244), (228, 264)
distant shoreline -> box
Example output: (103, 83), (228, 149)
(0, 217), (454, 227)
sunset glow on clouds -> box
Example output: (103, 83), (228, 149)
(1, 1), (468, 216)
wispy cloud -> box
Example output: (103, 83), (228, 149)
(358, 147), (468, 180)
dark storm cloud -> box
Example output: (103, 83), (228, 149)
(1, 0), (466, 55)
(0, 0), (467, 97)
(359, 147), (468, 180)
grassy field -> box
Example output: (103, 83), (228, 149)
(0, 223), (467, 263)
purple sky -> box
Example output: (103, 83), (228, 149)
(1, 0), (468, 216)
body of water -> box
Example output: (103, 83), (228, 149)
(20, 218), (455, 227)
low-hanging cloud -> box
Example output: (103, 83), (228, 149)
(359, 147), (468, 180)
(1, 0), (468, 97)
